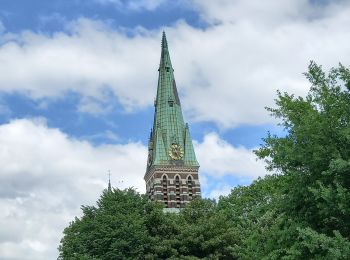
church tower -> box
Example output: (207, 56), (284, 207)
(144, 32), (201, 209)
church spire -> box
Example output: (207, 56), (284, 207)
(107, 170), (111, 192)
(144, 32), (201, 209)
(161, 31), (168, 49)
(159, 31), (174, 76)
(147, 32), (199, 168)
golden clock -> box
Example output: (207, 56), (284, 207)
(168, 144), (184, 160)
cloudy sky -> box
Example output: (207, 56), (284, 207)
(0, 0), (349, 259)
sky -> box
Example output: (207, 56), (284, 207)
(0, 0), (350, 259)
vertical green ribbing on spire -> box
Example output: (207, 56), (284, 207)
(161, 31), (168, 49)
(147, 32), (199, 168)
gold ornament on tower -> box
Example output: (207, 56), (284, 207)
(168, 144), (184, 160)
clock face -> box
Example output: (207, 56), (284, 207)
(168, 144), (184, 160)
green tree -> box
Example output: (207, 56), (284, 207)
(252, 62), (350, 258)
(58, 188), (150, 260)
(144, 201), (181, 258)
(58, 62), (350, 259)
(218, 175), (291, 259)
(176, 199), (237, 259)
(144, 198), (238, 259)
(59, 189), (238, 259)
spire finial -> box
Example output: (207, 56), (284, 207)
(161, 31), (168, 49)
(108, 170), (112, 192)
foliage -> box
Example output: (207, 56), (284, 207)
(253, 61), (350, 258)
(59, 62), (350, 259)
(58, 188), (150, 260)
(59, 189), (237, 259)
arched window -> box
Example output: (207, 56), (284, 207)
(162, 175), (168, 207)
(175, 175), (181, 208)
(187, 176), (193, 200)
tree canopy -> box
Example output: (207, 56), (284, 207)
(59, 62), (350, 259)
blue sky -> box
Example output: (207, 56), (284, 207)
(0, 0), (285, 142)
(0, 0), (204, 32)
(0, 0), (269, 148)
(0, 0), (349, 259)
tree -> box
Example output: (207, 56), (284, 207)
(253, 62), (350, 258)
(144, 198), (238, 259)
(217, 175), (290, 259)
(58, 62), (350, 259)
(58, 188), (150, 260)
(59, 189), (238, 259)
(176, 199), (237, 259)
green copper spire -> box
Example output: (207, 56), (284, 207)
(161, 31), (168, 49)
(147, 32), (199, 167)
(107, 171), (112, 192)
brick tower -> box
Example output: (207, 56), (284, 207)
(144, 32), (201, 209)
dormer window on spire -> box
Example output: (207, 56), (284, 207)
(168, 96), (174, 107)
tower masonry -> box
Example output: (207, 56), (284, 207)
(144, 32), (201, 209)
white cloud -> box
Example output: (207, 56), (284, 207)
(192, 0), (310, 25)
(195, 132), (268, 200)
(0, 119), (267, 259)
(0, 1), (350, 128)
(1, 2), (349, 258)
(207, 185), (232, 200)
(0, 19), (160, 111)
(195, 133), (267, 179)
(0, 118), (147, 259)
(173, 0), (350, 127)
